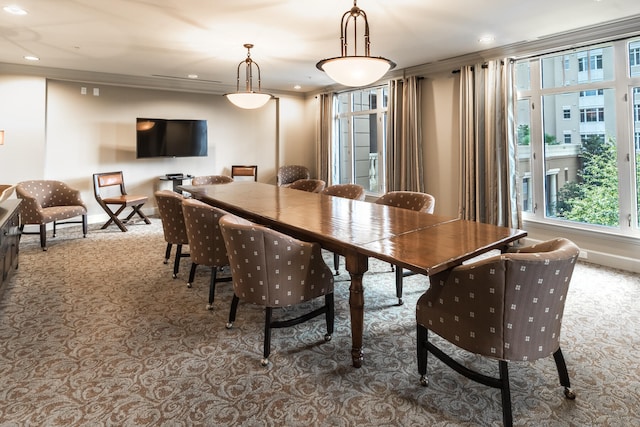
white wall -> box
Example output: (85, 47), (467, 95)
(0, 76), (311, 224)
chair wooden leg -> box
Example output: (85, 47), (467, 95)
(325, 293), (334, 339)
(553, 347), (576, 399)
(263, 307), (273, 366)
(333, 253), (340, 275)
(132, 205), (151, 224)
(207, 267), (218, 310)
(82, 214), (88, 237)
(395, 268), (404, 305)
(227, 294), (240, 328)
(39, 224), (47, 251)
(164, 243), (172, 264)
(499, 361), (513, 427)
(172, 244), (182, 278)
(187, 262), (198, 288)
(417, 324), (428, 386)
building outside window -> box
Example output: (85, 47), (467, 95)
(333, 86), (388, 195)
(516, 38), (640, 233)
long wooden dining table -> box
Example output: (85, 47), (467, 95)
(179, 181), (527, 367)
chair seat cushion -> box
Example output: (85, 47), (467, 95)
(34, 205), (87, 224)
(102, 195), (148, 205)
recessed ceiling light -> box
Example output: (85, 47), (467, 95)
(478, 35), (495, 44)
(294, 85), (301, 90)
(24, 55), (39, 61)
(3, 5), (27, 15)
(187, 74), (198, 79)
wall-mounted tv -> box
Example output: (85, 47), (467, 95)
(136, 118), (208, 158)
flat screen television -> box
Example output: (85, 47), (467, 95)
(136, 118), (208, 158)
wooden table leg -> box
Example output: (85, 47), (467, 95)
(345, 253), (368, 368)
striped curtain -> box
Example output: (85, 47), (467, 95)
(386, 76), (424, 192)
(459, 59), (522, 229)
(316, 93), (334, 185)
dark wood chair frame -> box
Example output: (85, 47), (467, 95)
(93, 171), (151, 232)
(230, 165), (258, 181)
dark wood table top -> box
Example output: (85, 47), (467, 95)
(181, 181), (527, 366)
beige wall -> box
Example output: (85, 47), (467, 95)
(0, 75), (311, 224)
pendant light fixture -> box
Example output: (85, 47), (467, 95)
(316, 1), (395, 87)
(225, 44), (273, 109)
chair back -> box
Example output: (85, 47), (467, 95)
(191, 175), (234, 185)
(181, 198), (229, 267)
(322, 184), (366, 201)
(231, 165), (258, 181)
(422, 238), (580, 361)
(375, 191), (435, 213)
(219, 214), (334, 307)
(289, 179), (326, 193)
(16, 180), (86, 223)
(154, 190), (188, 245)
(277, 165), (310, 187)
(93, 171), (127, 201)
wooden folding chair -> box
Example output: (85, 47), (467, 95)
(230, 165), (258, 181)
(93, 171), (150, 232)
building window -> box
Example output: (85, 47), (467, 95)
(563, 107), (571, 119)
(517, 38), (640, 233)
(579, 107), (605, 122)
(333, 86), (388, 194)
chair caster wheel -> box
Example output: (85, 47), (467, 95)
(206, 304), (213, 310)
(186, 282), (192, 288)
(420, 375), (429, 387)
(564, 387), (576, 400)
(225, 322), (233, 329)
(324, 334), (332, 342)
(261, 358), (269, 367)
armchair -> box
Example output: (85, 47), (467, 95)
(277, 165), (310, 187)
(322, 184), (366, 274)
(154, 190), (189, 278)
(375, 191), (435, 304)
(416, 238), (580, 426)
(220, 214), (334, 366)
(191, 175), (234, 185)
(16, 180), (87, 250)
(182, 198), (232, 310)
(289, 178), (326, 193)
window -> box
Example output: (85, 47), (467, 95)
(333, 86), (388, 194)
(516, 38), (640, 234)
(579, 107), (605, 122)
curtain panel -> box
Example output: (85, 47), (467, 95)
(459, 59), (522, 229)
(386, 76), (424, 192)
(316, 93), (333, 185)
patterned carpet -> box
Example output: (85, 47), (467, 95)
(0, 218), (638, 426)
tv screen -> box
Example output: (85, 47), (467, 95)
(136, 118), (208, 158)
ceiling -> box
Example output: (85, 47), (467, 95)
(2, 0), (640, 94)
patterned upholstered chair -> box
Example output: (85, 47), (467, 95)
(277, 165), (310, 187)
(375, 191), (436, 304)
(416, 238), (580, 427)
(191, 175), (234, 185)
(219, 214), (335, 366)
(16, 180), (87, 251)
(322, 184), (366, 274)
(182, 198), (232, 310)
(154, 190), (189, 278)
(289, 178), (326, 193)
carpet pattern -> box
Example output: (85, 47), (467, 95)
(0, 219), (638, 426)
